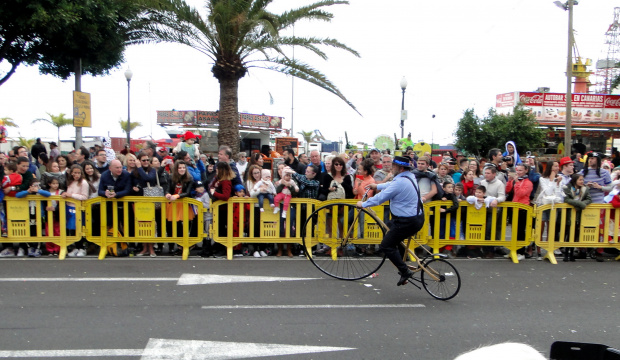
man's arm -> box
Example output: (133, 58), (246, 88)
(422, 182), (437, 203)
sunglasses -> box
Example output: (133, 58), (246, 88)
(333, 163), (343, 166)
(141, 159), (149, 162)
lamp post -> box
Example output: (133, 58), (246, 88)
(124, 68), (133, 146)
(400, 76), (408, 139)
(555, 0), (576, 156)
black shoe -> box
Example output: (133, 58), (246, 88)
(596, 254), (604, 262)
(397, 270), (414, 286)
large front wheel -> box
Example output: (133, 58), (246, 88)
(420, 259), (461, 300)
(301, 203), (387, 280)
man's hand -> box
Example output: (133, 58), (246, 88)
(356, 201), (363, 208)
(490, 199), (499, 208)
(365, 183), (378, 191)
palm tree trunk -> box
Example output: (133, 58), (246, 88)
(218, 77), (240, 154)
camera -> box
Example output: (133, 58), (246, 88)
(502, 156), (513, 163)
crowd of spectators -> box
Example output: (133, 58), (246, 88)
(1, 135), (619, 261)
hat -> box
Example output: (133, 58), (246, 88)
(369, 148), (380, 153)
(181, 131), (202, 141)
(587, 151), (603, 159)
(559, 156), (574, 168)
(49, 142), (57, 147)
(261, 169), (271, 178)
(392, 155), (413, 168)
(195, 181), (204, 188)
(233, 184), (246, 193)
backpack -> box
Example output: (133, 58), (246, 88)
(327, 180), (346, 200)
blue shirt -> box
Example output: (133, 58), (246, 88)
(362, 171), (421, 217)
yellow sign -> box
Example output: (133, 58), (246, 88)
(73, 91), (91, 127)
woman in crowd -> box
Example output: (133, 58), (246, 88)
(150, 156), (169, 254)
(245, 164), (268, 257)
(165, 160), (195, 254)
(245, 152), (264, 180)
(63, 165), (90, 257)
(57, 155), (71, 175)
(461, 170), (476, 197)
(318, 155), (335, 201)
(124, 153), (138, 173)
(82, 160), (102, 238)
(353, 158), (376, 199)
(469, 160), (484, 186)
(41, 161), (67, 191)
(37, 153), (49, 175)
(176, 150), (204, 183)
(436, 163), (454, 186)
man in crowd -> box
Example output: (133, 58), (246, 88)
(298, 153), (310, 166)
(48, 142), (60, 161)
(143, 141), (162, 162)
(218, 145), (242, 190)
(31, 138), (47, 163)
(485, 148), (507, 184)
(412, 156), (438, 203)
(452, 158), (470, 183)
(74, 146), (89, 166)
(98, 160), (132, 233)
(94, 149), (109, 174)
(309, 150), (325, 173)
(368, 148), (382, 170)
(423, 152), (437, 170)
(374, 154), (394, 184)
(480, 166), (506, 258)
(283, 148), (306, 174)
(15, 146), (40, 179)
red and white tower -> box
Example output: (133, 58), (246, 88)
(595, 7), (620, 94)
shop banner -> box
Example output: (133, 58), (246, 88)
(496, 92), (620, 127)
(158, 110), (283, 130)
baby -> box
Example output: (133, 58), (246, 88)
(253, 169), (276, 212)
(273, 168), (299, 218)
(465, 186), (497, 210)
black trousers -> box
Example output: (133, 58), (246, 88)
(379, 215), (424, 274)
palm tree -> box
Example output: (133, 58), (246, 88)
(17, 136), (35, 149)
(130, 0), (360, 153)
(297, 130), (313, 154)
(31, 113), (73, 146)
(0, 117), (19, 128)
(119, 120), (142, 135)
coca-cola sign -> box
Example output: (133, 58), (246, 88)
(518, 92), (544, 106)
(604, 97), (620, 108)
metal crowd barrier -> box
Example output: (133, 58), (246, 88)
(2, 196), (620, 263)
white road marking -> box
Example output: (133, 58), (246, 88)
(0, 349), (143, 357)
(202, 304), (425, 309)
(0, 339), (355, 359)
(176, 274), (320, 285)
(142, 338), (354, 359)
(0, 278), (177, 282)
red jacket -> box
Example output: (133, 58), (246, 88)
(211, 179), (231, 201)
(505, 178), (533, 205)
(611, 194), (620, 208)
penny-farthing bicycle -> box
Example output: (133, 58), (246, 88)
(301, 190), (461, 300)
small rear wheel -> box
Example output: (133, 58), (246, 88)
(301, 203), (387, 280)
(420, 259), (461, 300)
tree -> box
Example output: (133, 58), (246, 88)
(297, 130), (313, 154)
(119, 120), (142, 135)
(32, 113), (74, 146)
(0, 117), (19, 128)
(0, 0), (144, 85)
(454, 105), (545, 158)
(17, 136), (35, 149)
(131, 0), (360, 153)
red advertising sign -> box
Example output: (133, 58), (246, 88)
(496, 91), (620, 127)
(157, 110), (283, 130)
(496, 92), (516, 108)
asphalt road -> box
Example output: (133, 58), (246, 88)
(0, 256), (618, 359)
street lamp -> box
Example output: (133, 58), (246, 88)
(400, 76), (408, 139)
(555, 0), (577, 156)
(124, 68), (133, 146)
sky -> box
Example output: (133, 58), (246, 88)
(0, 0), (618, 148)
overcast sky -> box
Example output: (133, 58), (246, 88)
(0, 0), (617, 148)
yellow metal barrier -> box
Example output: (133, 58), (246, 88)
(534, 203), (620, 264)
(3, 196), (83, 259)
(83, 196), (204, 260)
(423, 201), (534, 263)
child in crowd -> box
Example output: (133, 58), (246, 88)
(466, 185), (496, 210)
(44, 177), (63, 255)
(194, 181), (216, 257)
(438, 182), (460, 257)
(253, 169), (276, 212)
(562, 174), (592, 262)
(16, 180), (51, 257)
(273, 167), (299, 218)
(453, 182), (466, 202)
(0, 162), (22, 237)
